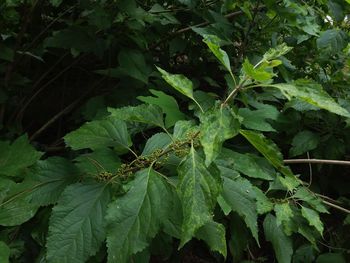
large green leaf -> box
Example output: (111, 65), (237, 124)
(240, 130), (295, 179)
(46, 183), (110, 263)
(270, 81), (350, 118)
(27, 157), (79, 206)
(274, 202), (294, 227)
(108, 104), (165, 128)
(264, 214), (293, 263)
(137, 89), (186, 128)
(0, 179), (39, 226)
(238, 107), (277, 132)
(316, 29), (348, 55)
(64, 118), (131, 151)
(263, 43), (293, 61)
(0, 135), (43, 177)
(242, 59), (274, 82)
(177, 146), (222, 246)
(200, 106), (240, 166)
(216, 148), (274, 180)
(106, 168), (173, 263)
(195, 221), (227, 258)
(293, 187), (328, 213)
(221, 176), (259, 244)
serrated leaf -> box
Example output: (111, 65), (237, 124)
(222, 176), (259, 244)
(106, 168), (173, 263)
(156, 67), (203, 112)
(301, 206), (323, 235)
(240, 130), (294, 179)
(177, 146), (222, 247)
(74, 148), (121, 175)
(242, 59), (274, 82)
(0, 180), (39, 226)
(27, 157), (79, 206)
(46, 183), (110, 263)
(274, 202), (294, 227)
(64, 118), (131, 151)
(195, 221), (227, 258)
(200, 106), (240, 166)
(202, 34), (232, 75)
(216, 148), (274, 180)
(108, 104), (165, 128)
(0, 241), (10, 263)
(137, 89), (186, 128)
(0, 135), (43, 177)
(264, 214), (293, 263)
(289, 130), (320, 157)
(271, 82), (350, 118)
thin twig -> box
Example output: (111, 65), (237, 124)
(284, 159), (350, 166)
(322, 200), (350, 214)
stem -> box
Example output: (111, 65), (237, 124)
(322, 200), (350, 214)
(284, 159), (350, 166)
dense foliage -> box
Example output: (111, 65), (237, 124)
(1, 0), (350, 262)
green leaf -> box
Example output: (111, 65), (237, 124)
(238, 108), (276, 132)
(46, 183), (110, 263)
(64, 118), (131, 151)
(294, 188), (328, 213)
(108, 104), (165, 128)
(177, 145), (222, 247)
(74, 149), (121, 175)
(142, 133), (172, 156)
(221, 176), (259, 244)
(274, 202), (294, 227)
(242, 59), (274, 82)
(264, 214), (293, 263)
(202, 34), (233, 75)
(270, 81), (350, 118)
(106, 168), (173, 263)
(316, 29), (348, 55)
(156, 67), (203, 112)
(0, 135), (43, 177)
(254, 187), (273, 215)
(117, 49), (152, 83)
(263, 43), (293, 61)
(0, 180), (39, 226)
(195, 221), (227, 258)
(200, 106), (240, 166)
(216, 148), (274, 180)
(27, 157), (79, 206)
(301, 206), (323, 235)
(137, 89), (186, 128)
(0, 241), (10, 263)
(316, 253), (346, 263)
(289, 130), (320, 157)
(173, 120), (199, 140)
(240, 130), (294, 178)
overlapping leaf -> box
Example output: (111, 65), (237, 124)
(46, 183), (110, 263)
(64, 117), (131, 151)
(106, 168), (173, 263)
(177, 146), (222, 246)
(200, 106), (240, 166)
(0, 135), (43, 177)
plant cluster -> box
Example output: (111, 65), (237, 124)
(0, 0), (350, 262)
